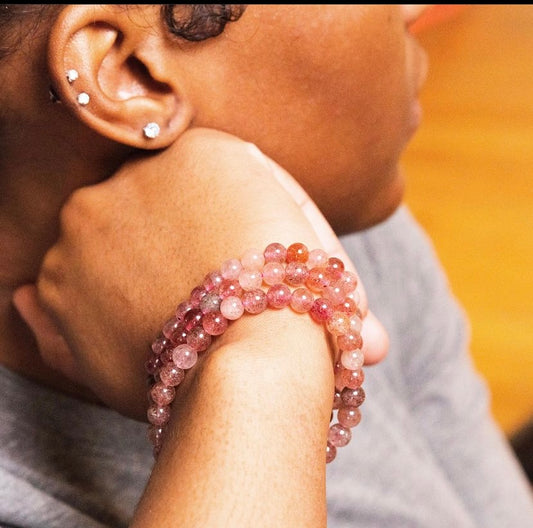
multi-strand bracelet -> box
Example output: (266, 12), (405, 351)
(145, 242), (366, 463)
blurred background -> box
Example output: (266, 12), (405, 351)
(402, 4), (533, 437)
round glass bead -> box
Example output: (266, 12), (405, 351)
(266, 283), (292, 309)
(159, 363), (185, 386)
(190, 286), (207, 307)
(263, 242), (287, 263)
(341, 367), (365, 389)
(150, 382), (176, 406)
(202, 311), (229, 335)
(218, 279), (243, 299)
(172, 344), (198, 370)
(337, 406), (362, 428)
(290, 287), (315, 313)
(241, 248), (265, 270)
(326, 311), (350, 336)
(326, 442), (337, 463)
(337, 332), (363, 352)
(242, 289), (268, 314)
(238, 269), (263, 290)
(147, 404), (171, 426)
(199, 291), (222, 314)
(221, 258), (243, 280)
(340, 348), (364, 370)
(183, 309), (203, 331)
(220, 296), (245, 320)
(186, 325), (212, 352)
(306, 267), (330, 292)
(203, 270), (224, 292)
(307, 248), (328, 268)
(310, 297), (334, 323)
(262, 262), (286, 285)
(328, 423), (352, 447)
(341, 386), (365, 408)
(284, 261), (309, 286)
(286, 242), (309, 263)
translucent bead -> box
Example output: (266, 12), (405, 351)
(183, 309), (203, 331)
(202, 311), (229, 335)
(150, 382), (176, 406)
(341, 367), (365, 389)
(326, 442), (337, 464)
(199, 291), (222, 314)
(220, 296), (245, 320)
(290, 287), (315, 313)
(238, 269), (263, 290)
(333, 390), (343, 409)
(148, 425), (164, 446)
(307, 248), (328, 268)
(221, 258), (243, 280)
(262, 262), (286, 285)
(339, 270), (358, 293)
(203, 270), (223, 292)
(151, 337), (171, 356)
(349, 315), (363, 334)
(286, 242), (309, 263)
(323, 283), (345, 306)
(186, 325), (212, 352)
(338, 406), (362, 428)
(242, 289), (268, 314)
(162, 317), (180, 339)
(218, 279), (243, 299)
(172, 344), (198, 369)
(341, 386), (365, 408)
(326, 311), (350, 336)
(190, 286), (207, 307)
(267, 283), (292, 309)
(145, 356), (162, 376)
(340, 348), (364, 370)
(175, 300), (194, 321)
(328, 423), (352, 447)
(263, 242), (287, 263)
(159, 363), (185, 386)
(241, 248), (265, 270)
(284, 261), (309, 286)
(310, 297), (334, 323)
(326, 257), (345, 280)
(335, 297), (358, 316)
(337, 332), (363, 352)
(147, 404), (171, 426)
(306, 267), (330, 292)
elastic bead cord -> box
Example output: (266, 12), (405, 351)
(145, 243), (366, 463)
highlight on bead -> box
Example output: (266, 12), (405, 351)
(145, 242), (365, 463)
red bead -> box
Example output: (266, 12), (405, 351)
(286, 242), (309, 263)
(310, 297), (334, 323)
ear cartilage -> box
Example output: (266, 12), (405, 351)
(66, 69), (79, 83)
(143, 122), (160, 139)
(77, 92), (90, 106)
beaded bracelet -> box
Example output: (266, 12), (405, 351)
(145, 242), (366, 464)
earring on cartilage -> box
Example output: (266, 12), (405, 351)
(77, 92), (90, 106)
(66, 69), (79, 83)
(143, 122), (160, 139)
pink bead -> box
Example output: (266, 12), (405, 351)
(310, 297), (334, 323)
(339, 270), (358, 293)
(290, 287), (315, 313)
(286, 242), (309, 263)
(262, 261), (286, 285)
(189, 286), (207, 307)
(202, 311), (228, 335)
(267, 283), (292, 309)
(160, 348), (174, 365)
(333, 390), (343, 410)
(308, 248), (328, 268)
(175, 300), (194, 321)
(151, 337), (171, 355)
(147, 404), (171, 426)
(337, 406), (362, 428)
(335, 297), (358, 316)
(218, 279), (243, 299)
(162, 317), (180, 339)
(341, 386), (365, 408)
(199, 291), (222, 314)
(150, 382), (176, 406)
(238, 269), (263, 290)
(325, 257), (345, 281)
(326, 311), (350, 336)
(349, 315), (363, 334)
(306, 267), (330, 292)
(342, 367), (365, 389)
(203, 270), (224, 292)
(323, 282), (346, 306)
(220, 296), (245, 320)
(328, 423), (352, 447)
(159, 363), (185, 386)
(341, 348), (364, 370)
(263, 242), (287, 263)
(337, 332), (363, 352)
(145, 356), (162, 376)
(284, 261), (309, 286)
(183, 309), (203, 331)
(172, 344), (198, 370)
(242, 289), (268, 314)
(148, 425), (164, 446)
(241, 248), (265, 270)
(186, 325), (212, 352)
(326, 442), (337, 463)
(221, 258), (243, 280)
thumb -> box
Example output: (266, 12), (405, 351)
(12, 284), (82, 383)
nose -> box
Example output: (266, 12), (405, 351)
(401, 5), (432, 27)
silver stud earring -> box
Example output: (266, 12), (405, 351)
(77, 92), (90, 106)
(143, 122), (160, 139)
(66, 69), (79, 83)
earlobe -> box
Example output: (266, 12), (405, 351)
(47, 5), (192, 149)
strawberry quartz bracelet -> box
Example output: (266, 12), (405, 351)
(145, 242), (366, 464)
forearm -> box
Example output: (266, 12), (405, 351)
(132, 310), (333, 527)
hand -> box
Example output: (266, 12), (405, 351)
(13, 128), (388, 419)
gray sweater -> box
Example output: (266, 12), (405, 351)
(1, 206), (532, 527)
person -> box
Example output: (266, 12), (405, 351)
(0, 4), (532, 527)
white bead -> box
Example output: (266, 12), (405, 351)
(66, 69), (79, 83)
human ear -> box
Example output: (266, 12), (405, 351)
(47, 5), (192, 149)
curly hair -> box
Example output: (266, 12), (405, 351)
(0, 4), (247, 60)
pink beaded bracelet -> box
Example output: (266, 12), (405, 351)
(145, 242), (366, 463)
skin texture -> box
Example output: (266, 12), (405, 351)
(0, 5), (430, 526)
